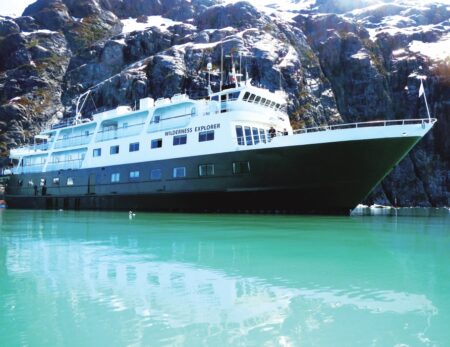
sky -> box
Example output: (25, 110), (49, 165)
(0, 0), (33, 17)
(1, 0), (450, 18)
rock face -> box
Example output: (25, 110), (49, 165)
(0, 0), (448, 207)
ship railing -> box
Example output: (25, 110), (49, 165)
(46, 159), (83, 172)
(12, 142), (51, 155)
(96, 122), (145, 142)
(13, 163), (46, 174)
(293, 118), (436, 135)
(54, 133), (93, 149)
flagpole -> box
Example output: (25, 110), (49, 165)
(420, 79), (431, 122)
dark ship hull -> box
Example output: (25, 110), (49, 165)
(4, 136), (421, 215)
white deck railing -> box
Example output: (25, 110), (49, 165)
(293, 118), (437, 135)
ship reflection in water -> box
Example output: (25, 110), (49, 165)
(0, 210), (449, 346)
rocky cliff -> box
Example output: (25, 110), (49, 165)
(0, 0), (448, 207)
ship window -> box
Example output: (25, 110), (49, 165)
(248, 94), (256, 102)
(111, 173), (120, 183)
(235, 126), (244, 145)
(150, 168), (162, 180)
(173, 167), (186, 178)
(254, 96), (261, 103)
(252, 127), (260, 144)
(129, 170), (140, 179)
(129, 142), (140, 152)
(53, 177), (60, 185)
(259, 128), (266, 143)
(264, 99), (271, 106)
(233, 161), (250, 175)
(84, 130), (90, 137)
(173, 135), (187, 146)
(244, 126), (252, 145)
(260, 98), (267, 105)
(110, 145), (119, 155)
(28, 180), (34, 187)
(199, 130), (214, 142)
(199, 164), (215, 177)
(211, 95), (219, 101)
(151, 138), (162, 149)
(229, 92), (240, 101)
(93, 148), (101, 157)
(275, 103), (281, 110)
(40, 178), (46, 187)
(243, 92), (250, 101)
(67, 177), (74, 186)
(270, 101), (276, 108)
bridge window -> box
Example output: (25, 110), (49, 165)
(173, 135), (187, 146)
(254, 96), (261, 104)
(110, 145), (119, 155)
(233, 161), (250, 175)
(199, 164), (215, 177)
(67, 177), (74, 186)
(252, 127), (260, 144)
(151, 138), (162, 149)
(111, 173), (120, 183)
(199, 130), (214, 142)
(235, 126), (244, 145)
(259, 128), (266, 143)
(53, 178), (60, 186)
(248, 94), (256, 102)
(260, 98), (266, 105)
(129, 142), (139, 152)
(244, 126), (252, 145)
(150, 169), (162, 180)
(243, 92), (250, 101)
(93, 148), (101, 157)
(173, 167), (186, 178)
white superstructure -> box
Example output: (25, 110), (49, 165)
(10, 82), (290, 174)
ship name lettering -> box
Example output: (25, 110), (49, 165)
(164, 124), (220, 137)
(194, 123), (220, 132)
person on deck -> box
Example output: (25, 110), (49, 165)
(269, 127), (276, 139)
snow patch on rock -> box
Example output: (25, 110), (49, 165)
(409, 33), (450, 61)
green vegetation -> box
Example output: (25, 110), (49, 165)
(71, 15), (111, 50)
(362, 38), (388, 76)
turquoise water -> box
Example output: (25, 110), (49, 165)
(0, 209), (449, 347)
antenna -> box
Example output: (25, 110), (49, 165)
(220, 44), (224, 92)
(207, 56), (213, 95)
(279, 69), (282, 90)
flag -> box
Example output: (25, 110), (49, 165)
(418, 79), (424, 98)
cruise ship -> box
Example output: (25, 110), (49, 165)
(0, 76), (436, 214)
